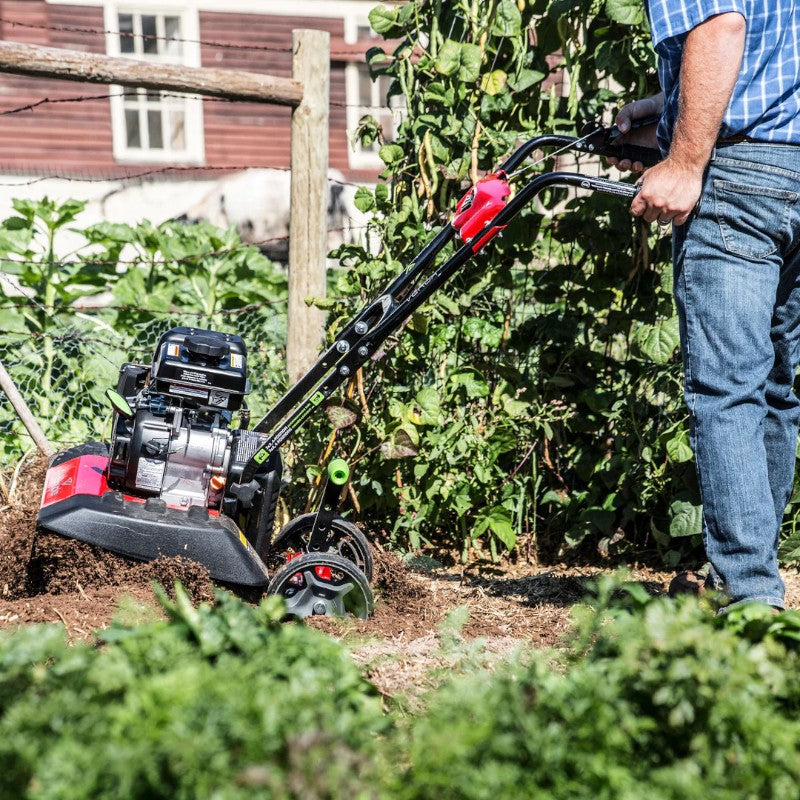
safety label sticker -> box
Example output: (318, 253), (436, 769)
(135, 458), (166, 492)
(230, 353), (243, 369)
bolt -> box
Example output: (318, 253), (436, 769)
(336, 340), (349, 353)
(354, 321), (368, 334)
(339, 366), (351, 376)
(312, 601), (327, 615)
(358, 346), (369, 357)
(588, 144), (595, 151)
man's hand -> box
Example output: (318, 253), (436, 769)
(631, 160), (703, 225)
(631, 12), (746, 227)
(607, 94), (663, 172)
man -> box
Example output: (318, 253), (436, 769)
(615, 1), (800, 609)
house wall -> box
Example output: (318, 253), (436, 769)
(0, 1), (376, 181)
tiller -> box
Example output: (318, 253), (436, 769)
(37, 123), (659, 618)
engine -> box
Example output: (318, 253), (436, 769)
(108, 326), (257, 510)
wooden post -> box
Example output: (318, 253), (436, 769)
(0, 361), (53, 457)
(287, 29), (330, 383)
(0, 41), (304, 105)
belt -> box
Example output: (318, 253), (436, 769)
(716, 134), (758, 144)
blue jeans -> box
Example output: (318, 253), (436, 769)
(673, 142), (800, 610)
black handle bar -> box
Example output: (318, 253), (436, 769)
(501, 118), (662, 173)
(235, 130), (649, 483)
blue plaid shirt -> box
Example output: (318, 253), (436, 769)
(645, 0), (800, 152)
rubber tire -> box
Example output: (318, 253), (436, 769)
(267, 552), (374, 619)
(268, 512), (374, 583)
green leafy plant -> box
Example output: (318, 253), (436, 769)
(316, 0), (700, 563)
(0, 587), (387, 800)
(0, 203), (287, 456)
(394, 580), (800, 799)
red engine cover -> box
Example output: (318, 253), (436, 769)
(40, 455), (110, 508)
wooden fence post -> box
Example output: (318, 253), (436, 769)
(0, 361), (53, 457)
(287, 28), (330, 383)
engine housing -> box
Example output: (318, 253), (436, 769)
(108, 327), (249, 509)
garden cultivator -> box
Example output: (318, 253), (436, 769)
(37, 124), (659, 618)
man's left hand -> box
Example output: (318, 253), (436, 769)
(631, 157), (703, 227)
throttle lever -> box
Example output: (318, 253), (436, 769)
(575, 115), (662, 168)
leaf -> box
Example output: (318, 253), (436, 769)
(414, 386), (441, 425)
(368, 5), (400, 35)
(636, 316), (680, 365)
(353, 187), (376, 214)
(669, 496), (704, 538)
(480, 69), (508, 96)
(324, 404), (358, 430)
(435, 41), (482, 83)
(665, 430), (693, 463)
(475, 506), (516, 550)
(378, 144), (404, 166)
(458, 44), (482, 83)
(605, 0), (645, 26)
(449, 370), (489, 399)
(491, 0), (522, 36)
(380, 427), (419, 459)
(508, 69), (546, 93)
(435, 39), (462, 77)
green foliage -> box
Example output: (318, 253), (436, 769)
(319, 0), (700, 562)
(0, 587), (386, 800)
(6, 581), (800, 798)
(0, 199), (287, 458)
(395, 580), (800, 799)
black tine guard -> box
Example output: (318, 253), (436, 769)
(39, 493), (271, 586)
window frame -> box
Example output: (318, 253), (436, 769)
(103, 4), (205, 165)
(342, 15), (403, 171)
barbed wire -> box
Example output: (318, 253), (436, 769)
(0, 224), (367, 269)
(0, 16), (388, 61)
(0, 91), (245, 116)
(0, 164), (372, 189)
(0, 91), (400, 117)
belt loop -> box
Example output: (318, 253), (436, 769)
(710, 144), (717, 161)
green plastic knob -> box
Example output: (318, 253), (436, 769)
(328, 458), (350, 486)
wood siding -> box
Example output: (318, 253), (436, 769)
(0, 2), (376, 181)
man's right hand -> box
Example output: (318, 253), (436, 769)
(607, 94), (664, 172)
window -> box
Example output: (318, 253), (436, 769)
(344, 21), (403, 170)
(106, 8), (204, 164)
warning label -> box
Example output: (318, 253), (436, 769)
(135, 458), (166, 492)
(230, 353), (243, 369)
(179, 369), (209, 385)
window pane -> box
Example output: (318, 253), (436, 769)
(145, 90), (161, 104)
(169, 111), (186, 151)
(164, 17), (182, 57)
(358, 67), (372, 107)
(118, 14), (134, 53)
(148, 110), (163, 148)
(125, 109), (141, 148)
(142, 15), (158, 55)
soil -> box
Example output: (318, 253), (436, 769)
(3, 455), (800, 695)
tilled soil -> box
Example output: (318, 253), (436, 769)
(3, 455), (800, 695)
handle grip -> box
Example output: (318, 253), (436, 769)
(577, 115), (662, 168)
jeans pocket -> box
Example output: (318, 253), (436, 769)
(713, 179), (797, 260)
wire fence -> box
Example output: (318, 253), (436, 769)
(0, 302), (289, 462)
